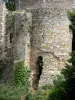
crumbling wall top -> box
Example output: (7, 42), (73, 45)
(15, 0), (73, 10)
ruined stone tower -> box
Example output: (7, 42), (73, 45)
(0, 0), (74, 89)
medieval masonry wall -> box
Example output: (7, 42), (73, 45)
(0, 1), (6, 59)
(15, 0), (73, 88)
(0, 0), (74, 89)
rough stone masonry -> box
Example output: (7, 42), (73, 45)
(0, 0), (74, 89)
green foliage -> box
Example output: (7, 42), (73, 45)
(0, 61), (30, 100)
(67, 10), (75, 25)
(48, 86), (67, 100)
(48, 52), (75, 100)
(25, 90), (50, 100)
(25, 84), (55, 100)
(0, 84), (27, 100)
(14, 61), (30, 90)
(61, 52), (75, 100)
(67, 10), (75, 34)
(48, 75), (67, 100)
(53, 75), (65, 87)
(42, 84), (53, 90)
(25, 77), (66, 100)
(4, 0), (16, 11)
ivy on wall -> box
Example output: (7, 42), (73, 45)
(4, 0), (16, 11)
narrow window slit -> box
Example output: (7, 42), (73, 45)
(36, 56), (43, 81)
(10, 33), (13, 43)
(72, 32), (75, 51)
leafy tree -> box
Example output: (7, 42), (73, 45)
(61, 52), (75, 100)
(4, 0), (16, 11)
(48, 52), (75, 100)
(68, 10), (75, 51)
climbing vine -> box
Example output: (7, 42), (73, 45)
(14, 61), (30, 89)
(4, 0), (16, 11)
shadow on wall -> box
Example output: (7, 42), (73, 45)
(0, 59), (14, 83)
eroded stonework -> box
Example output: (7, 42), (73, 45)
(0, 0), (74, 89)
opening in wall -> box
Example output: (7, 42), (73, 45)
(36, 56), (43, 80)
(10, 33), (13, 43)
(71, 25), (75, 51)
(72, 33), (75, 51)
(32, 56), (43, 90)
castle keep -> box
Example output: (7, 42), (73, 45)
(0, 0), (74, 89)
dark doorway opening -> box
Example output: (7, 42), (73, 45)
(10, 33), (13, 43)
(32, 56), (43, 90)
(36, 56), (43, 80)
(72, 32), (75, 51)
(71, 28), (75, 66)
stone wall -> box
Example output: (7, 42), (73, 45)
(16, 0), (44, 10)
(16, 0), (73, 10)
(0, 2), (3, 57)
(0, 2), (14, 83)
(0, 10), (32, 83)
(13, 11), (32, 66)
(0, 0), (74, 88)
(31, 7), (72, 87)
(15, 0), (73, 88)
(0, 2), (6, 59)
